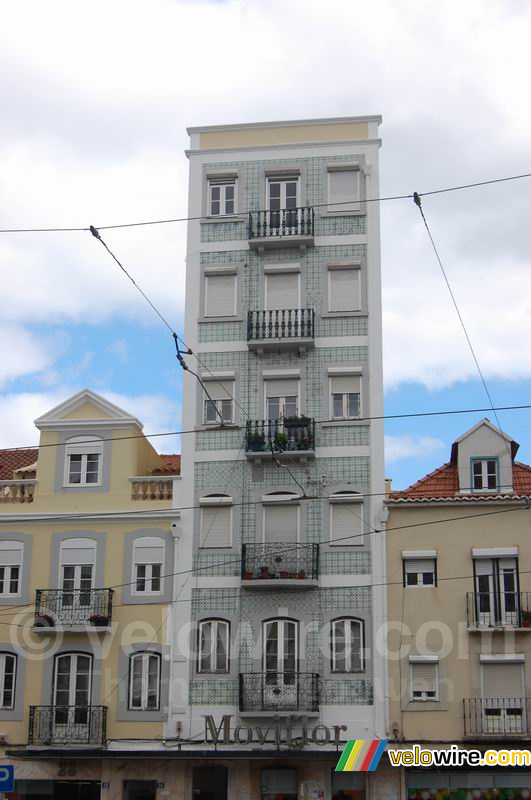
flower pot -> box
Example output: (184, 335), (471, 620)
(35, 613), (55, 628)
(89, 615), (109, 627)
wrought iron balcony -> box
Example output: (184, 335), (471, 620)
(464, 698), (529, 737)
(245, 418), (315, 463)
(28, 705), (107, 746)
(34, 588), (113, 629)
(247, 309), (315, 353)
(239, 673), (320, 713)
(248, 208), (314, 250)
(466, 591), (531, 629)
(241, 543), (319, 586)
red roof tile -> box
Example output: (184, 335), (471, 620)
(0, 448), (38, 480)
(154, 454), (181, 475)
(390, 460), (531, 500)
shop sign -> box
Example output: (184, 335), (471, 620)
(203, 715), (347, 747)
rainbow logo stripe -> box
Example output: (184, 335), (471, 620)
(335, 739), (388, 772)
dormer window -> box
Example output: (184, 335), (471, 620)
(64, 436), (103, 487)
(471, 458), (498, 492)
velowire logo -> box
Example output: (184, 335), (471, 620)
(335, 739), (388, 772)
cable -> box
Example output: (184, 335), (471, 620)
(413, 193), (511, 458)
(2, 170), (531, 234)
(2, 402), (531, 454)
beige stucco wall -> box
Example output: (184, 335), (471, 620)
(197, 120), (371, 150)
(386, 501), (531, 742)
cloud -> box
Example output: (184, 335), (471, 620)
(385, 434), (445, 464)
(0, 325), (68, 387)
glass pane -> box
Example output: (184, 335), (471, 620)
(216, 624), (227, 670)
(0, 568), (4, 594)
(487, 459), (497, 488)
(68, 455), (82, 483)
(221, 399), (233, 423)
(332, 393), (344, 418)
(211, 200), (220, 215)
(9, 566), (19, 594)
(131, 657), (143, 707)
(150, 563), (161, 592)
(225, 199), (234, 214)
(204, 399), (218, 423)
(200, 624), (212, 672)
(136, 564), (146, 592)
(211, 186), (220, 201)
(347, 393), (360, 417)
(284, 396), (298, 417)
(267, 398), (280, 420)
(225, 185), (234, 200)
(147, 656), (159, 708)
(406, 572), (418, 586)
(85, 454), (100, 483)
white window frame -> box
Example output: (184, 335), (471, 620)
(198, 619), (230, 674)
(132, 537), (165, 596)
(203, 397), (234, 425)
(409, 657), (439, 702)
(266, 176), (300, 210)
(471, 458), (499, 492)
(327, 266), (361, 313)
(264, 378), (300, 421)
(204, 271), (237, 318)
(202, 378), (235, 426)
(208, 179), (237, 217)
(128, 651), (161, 710)
(331, 618), (365, 673)
(402, 553), (437, 588)
(0, 541), (23, 598)
(0, 653), (16, 710)
(64, 435), (103, 487)
(329, 492), (364, 547)
(329, 374), (361, 420)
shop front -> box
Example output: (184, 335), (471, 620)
(407, 768), (531, 800)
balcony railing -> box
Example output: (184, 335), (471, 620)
(464, 698), (529, 736)
(241, 543), (319, 583)
(28, 705), (107, 746)
(245, 418), (315, 458)
(34, 588), (113, 629)
(0, 479), (36, 504)
(248, 208), (314, 246)
(130, 477), (173, 501)
(247, 309), (314, 344)
(239, 673), (320, 713)
(466, 591), (531, 628)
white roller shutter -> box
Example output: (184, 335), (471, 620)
(134, 539), (164, 564)
(266, 273), (299, 310)
(200, 506), (232, 548)
(330, 503), (362, 546)
(405, 558), (434, 575)
(411, 661), (438, 695)
(265, 378), (299, 398)
(264, 504), (298, 544)
(203, 379), (234, 402)
(329, 269), (360, 312)
(331, 375), (361, 394)
(205, 274), (236, 317)
(0, 544), (22, 565)
(482, 662), (523, 699)
(328, 169), (360, 212)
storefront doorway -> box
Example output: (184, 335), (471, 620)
(192, 766), (227, 800)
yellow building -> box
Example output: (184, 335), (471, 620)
(0, 390), (180, 800)
(386, 419), (531, 800)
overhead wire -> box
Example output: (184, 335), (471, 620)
(1, 170), (531, 233)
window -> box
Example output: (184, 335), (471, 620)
(133, 537), (164, 595)
(331, 618), (364, 673)
(59, 538), (96, 618)
(203, 379), (235, 425)
(410, 658), (439, 701)
(327, 167), (361, 212)
(265, 272), (300, 311)
(263, 493), (299, 544)
(129, 652), (161, 710)
(481, 660), (524, 733)
(199, 495), (232, 548)
(332, 770), (366, 800)
(329, 492), (363, 546)
(204, 272), (236, 317)
(472, 458), (498, 491)
(208, 179), (236, 216)
(403, 555), (437, 587)
(198, 619), (229, 673)
(261, 767), (298, 800)
(0, 542), (23, 597)
(267, 177), (299, 211)
(474, 556), (519, 626)
(328, 267), (361, 312)
(265, 378), (299, 420)
(64, 435), (103, 486)
(0, 654), (16, 709)
(330, 374), (361, 419)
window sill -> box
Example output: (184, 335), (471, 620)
(62, 483), (103, 489)
(200, 215), (246, 224)
(321, 420), (366, 427)
(320, 209), (366, 218)
(198, 316), (243, 324)
(320, 310), (366, 318)
(195, 424), (241, 432)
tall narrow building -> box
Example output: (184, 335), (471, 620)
(174, 116), (386, 799)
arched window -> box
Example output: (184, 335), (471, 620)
(128, 652), (161, 710)
(331, 617), (364, 673)
(329, 490), (363, 547)
(64, 435), (103, 486)
(198, 619), (230, 673)
(132, 537), (165, 595)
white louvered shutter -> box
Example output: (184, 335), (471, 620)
(329, 269), (360, 312)
(200, 506), (231, 548)
(330, 504), (362, 546)
(205, 274), (236, 317)
(264, 504), (298, 544)
(328, 169), (360, 212)
(266, 273), (299, 310)
(482, 663), (523, 699)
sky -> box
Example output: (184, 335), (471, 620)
(1, 0), (531, 489)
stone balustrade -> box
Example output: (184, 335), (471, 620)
(0, 480), (36, 503)
(130, 477), (173, 501)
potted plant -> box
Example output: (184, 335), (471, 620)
(521, 610), (531, 628)
(247, 432), (265, 452)
(280, 570), (290, 579)
(242, 570), (253, 581)
(273, 431), (288, 449)
(298, 569), (306, 580)
(259, 566), (271, 579)
(35, 613), (55, 628)
(89, 614), (109, 627)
